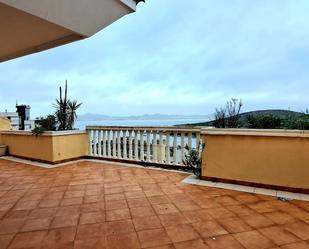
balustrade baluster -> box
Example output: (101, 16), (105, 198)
(129, 130), (133, 160)
(102, 130), (107, 157)
(93, 130), (98, 156)
(140, 130), (144, 161)
(180, 131), (185, 165)
(89, 130), (93, 156)
(98, 130), (102, 156)
(173, 131), (177, 164)
(188, 132), (192, 150)
(134, 130), (139, 160)
(123, 130), (127, 159)
(159, 131), (163, 163)
(153, 131), (157, 163)
(117, 130), (121, 158)
(107, 130), (111, 157)
(146, 131), (151, 162)
(166, 132), (170, 164)
(112, 131), (116, 158)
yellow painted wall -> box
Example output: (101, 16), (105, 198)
(202, 132), (309, 190)
(0, 131), (88, 163)
(0, 133), (54, 161)
(0, 117), (11, 130)
(52, 133), (88, 162)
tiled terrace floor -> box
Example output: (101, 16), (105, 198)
(0, 159), (308, 249)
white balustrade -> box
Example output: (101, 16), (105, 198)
(86, 126), (202, 167)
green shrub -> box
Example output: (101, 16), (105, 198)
(247, 115), (282, 129)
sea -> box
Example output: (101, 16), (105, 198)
(75, 118), (207, 130)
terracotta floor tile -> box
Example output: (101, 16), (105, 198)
(148, 196), (171, 205)
(152, 204), (179, 215)
(39, 198), (61, 208)
(194, 198), (222, 209)
(259, 226), (300, 246)
(105, 200), (128, 210)
(83, 195), (102, 204)
(205, 234), (245, 249)
(217, 217), (252, 233)
(56, 206), (80, 217)
(105, 193), (125, 202)
(214, 196), (240, 206)
(5, 210), (29, 219)
(226, 205), (258, 217)
(283, 221), (309, 240)
(127, 197), (150, 208)
(182, 210), (214, 223)
(64, 191), (84, 199)
(138, 228), (172, 248)
(174, 238), (209, 249)
(44, 241), (74, 249)
(61, 198), (83, 206)
(248, 201), (278, 213)
(159, 212), (190, 227)
(76, 223), (106, 240)
(0, 234), (15, 249)
(233, 230), (275, 249)
(107, 219), (135, 236)
(165, 224), (200, 243)
(104, 187), (123, 195)
(74, 238), (107, 249)
(29, 208), (57, 219)
(280, 241), (309, 249)
(21, 217), (52, 232)
(203, 207), (235, 219)
(14, 200), (39, 211)
(147, 245), (175, 249)
(191, 220), (228, 239)
(130, 206), (155, 218)
(107, 232), (140, 249)
(125, 191), (146, 199)
(79, 212), (105, 225)
(8, 230), (47, 249)
(264, 211), (296, 225)
(51, 214), (79, 228)
(234, 193), (260, 204)
(133, 216), (162, 231)
(0, 218), (25, 234)
(241, 213), (274, 228)
(173, 201), (200, 212)
(44, 227), (77, 245)
(106, 208), (131, 221)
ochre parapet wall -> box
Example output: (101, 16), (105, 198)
(0, 130), (88, 164)
(201, 129), (309, 192)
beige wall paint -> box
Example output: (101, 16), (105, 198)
(0, 131), (88, 163)
(202, 131), (309, 190)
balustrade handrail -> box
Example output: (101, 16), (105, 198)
(86, 125), (202, 166)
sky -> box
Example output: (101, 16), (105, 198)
(1, 0), (309, 118)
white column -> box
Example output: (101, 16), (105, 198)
(129, 130), (133, 160)
(112, 131), (117, 158)
(123, 130), (127, 159)
(102, 130), (107, 157)
(117, 130), (121, 158)
(188, 132), (192, 150)
(97, 130), (102, 156)
(88, 129), (93, 156)
(140, 130), (144, 161)
(159, 131), (163, 163)
(180, 131), (185, 164)
(107, 130), (111, 157)
(153, 131), (157, 163)
(166, 132), (170, 164)
(134, 130), (139, 160)
(173, 131), (177, 164)
(93, 130), (97, 156)
(146, 131), (151, 162)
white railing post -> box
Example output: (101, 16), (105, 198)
(129, 130), (133, 160)
(107, 130), (111, 157)
(180, 131), (185, 165)
(166, 132), (170, 164)
(123, 130), (127, 159)
(112, 131), (116, 158)
(88, 129), (93, 156)
(153, 131), (157, 163)
(140, 130), (144, 161)
(173, 131), (177, 164)
(134, 130), (139, 160)
(93, 130), (97, 156)
(188, 132), (192, 150)
(146, 130), (151, 162)
(159, 131), (163, 163)
(117, 130), (121, 159)
(102, 130), (107, 157)
(98, 130), (102, 157)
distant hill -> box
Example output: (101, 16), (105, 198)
(78, 113), (211, 121)
(180, 109), (304, 127)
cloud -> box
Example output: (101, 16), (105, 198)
(1, 0), (309, 117)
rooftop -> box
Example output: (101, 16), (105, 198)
(0, 158), (308, 249)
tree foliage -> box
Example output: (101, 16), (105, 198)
(213, 98), (243, 128)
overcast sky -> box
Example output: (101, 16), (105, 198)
(1, 0), (309, 118)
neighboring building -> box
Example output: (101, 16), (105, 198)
(0, 105), (35, 131)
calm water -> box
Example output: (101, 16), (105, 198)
(75, 118), (207, 130)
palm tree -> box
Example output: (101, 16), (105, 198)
(54, 81), (82, 130)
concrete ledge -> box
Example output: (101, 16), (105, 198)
(182, 175), (309, 202)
